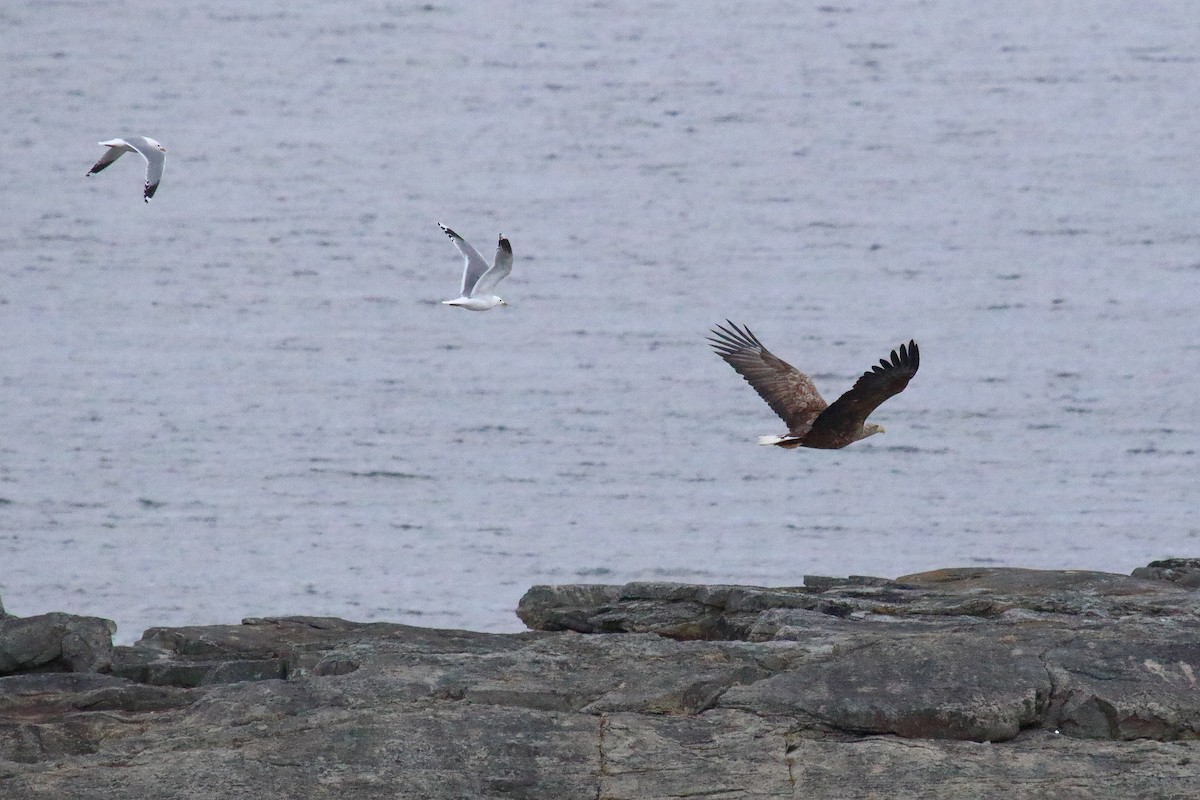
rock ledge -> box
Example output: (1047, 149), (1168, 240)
(3, 565), (1200, 798)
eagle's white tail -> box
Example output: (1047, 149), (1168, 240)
(758, 434), (789, 446)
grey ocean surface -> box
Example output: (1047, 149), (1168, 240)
(1, 2), (1197, 643)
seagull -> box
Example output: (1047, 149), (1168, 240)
(86, 137), (167, 202)
(439, 224), (512, 311)
(709, 321), (919, 449)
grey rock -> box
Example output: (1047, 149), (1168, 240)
(0, 672), (200, 764)
(802, 573), (897, 591)
(720, 631), (1051, 741)
(3, 565), (1200, 798)
(1133, 557), (1200, 588)
(1044, 629), (1200, 740)
(0, 613), (116, 675)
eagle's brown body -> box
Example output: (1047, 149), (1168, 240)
(708, 322), (919, 450)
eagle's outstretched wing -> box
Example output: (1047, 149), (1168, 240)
(708, 321), (828, 435)
(808, 340), (919, 437)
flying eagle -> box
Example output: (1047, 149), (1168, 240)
(709, 321), (919, 449)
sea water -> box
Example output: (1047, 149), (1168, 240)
(1, 1), (1196, 642)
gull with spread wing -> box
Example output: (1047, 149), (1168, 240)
(439, 224), (513, 311)
(86, 136), (167, 203)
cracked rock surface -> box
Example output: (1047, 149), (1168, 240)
(3, 566), (1200, 798)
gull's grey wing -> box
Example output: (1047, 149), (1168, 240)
(440, 224), (491, 296)
(470, 235), (513, 297)
(85, 139), (132, 176)
(126, 136), (166, 202)
(708, 321), (829, 436)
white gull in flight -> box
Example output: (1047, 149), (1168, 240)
(439, 224), (512, 311)
(86, 136), (167, 202)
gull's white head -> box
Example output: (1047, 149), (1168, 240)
(497, 298), (508, 307)
(144, 137), (166, 153)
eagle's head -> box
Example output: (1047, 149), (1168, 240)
(861, 423), (885, 439)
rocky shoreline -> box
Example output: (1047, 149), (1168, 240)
(3, 560), (1200, 798)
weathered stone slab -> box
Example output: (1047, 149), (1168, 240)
(1133, 558), (1200, 588)
(3, 565), (1200, 797)
(780, 734), (1200, 800)
(1045, 628), (1200, 740)
(518, 568), (1200, 641)
(0, 613), (116, 676)
(721, 631), (1050, 741)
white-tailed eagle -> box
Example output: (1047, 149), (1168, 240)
(709, 321), (919, 449)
